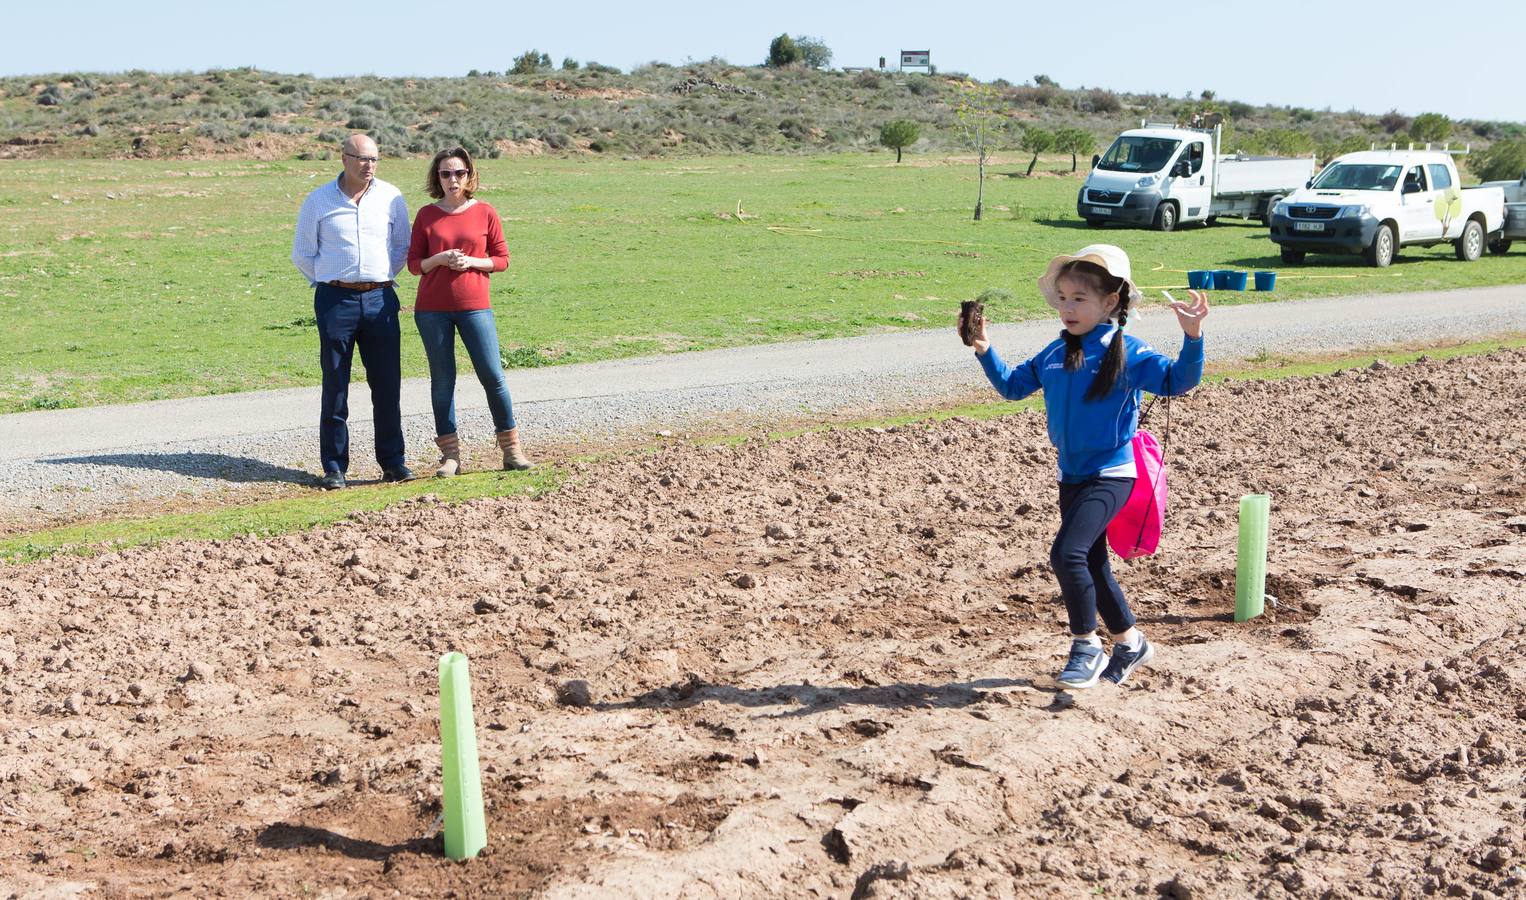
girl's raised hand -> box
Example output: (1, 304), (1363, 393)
(1166, 289), (1209, 338)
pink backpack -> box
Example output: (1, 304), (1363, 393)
(1107, 428), (1167, 559)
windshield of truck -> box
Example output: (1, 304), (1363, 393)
(1097, 136), (1181, 173)
(1310, 163), (1404, 191)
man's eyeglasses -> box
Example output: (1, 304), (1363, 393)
(438, 169), (471, 180)
(344, 152), (379, 164)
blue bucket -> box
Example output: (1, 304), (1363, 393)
(1187, 270), (1213, 290)
(1225, 271), (1248, 291)
(1254, 271), (1277, 292)
(1212, 270), (1233, 290)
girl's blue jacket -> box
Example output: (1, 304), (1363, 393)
(977, 323), (1203, 482)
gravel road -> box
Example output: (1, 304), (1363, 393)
(2, 285), (1522, 520)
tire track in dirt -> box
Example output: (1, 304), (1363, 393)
(2, 351), (1524, 897)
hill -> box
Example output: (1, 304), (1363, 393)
(3, 64), (1522, 167)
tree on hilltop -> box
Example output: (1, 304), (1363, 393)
(767, 35), (802, 68)
(511, 50), (552, 75)
(879, 120), (919, 163)
(795, 36), (833, 69)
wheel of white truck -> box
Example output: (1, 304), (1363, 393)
(1488, 238), (1513, 255)
(1365, 224), (1395, 268)
(1261, 194), (1284, 226)
(1453, 219), (1484, 262)
(1153, 202), (1177, 233)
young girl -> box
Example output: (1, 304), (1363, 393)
(965, 244), (1208, 689)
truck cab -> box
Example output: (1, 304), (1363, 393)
(1079, 127), (1212, 231)
(1268, 151), (1506, 267)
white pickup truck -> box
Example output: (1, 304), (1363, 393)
(1268, 150), (1510, 267)
(1078, 123), (1315, 232)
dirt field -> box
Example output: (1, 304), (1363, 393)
(3, 351), (1525, 899)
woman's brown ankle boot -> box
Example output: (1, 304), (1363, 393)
(434, 433), (461, 477)
(496, 427), (533, 471)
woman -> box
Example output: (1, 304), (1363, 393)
(407, 146), (532, 475)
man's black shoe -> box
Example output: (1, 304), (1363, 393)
(381, 465), (416, 483)
(317, 471), (346, 490)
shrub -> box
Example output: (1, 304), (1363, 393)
(1409, 112), (1451, 143)
(1468, 139), (1526, 182)
(561, 57), (579, 71)
(906, 77), (933, 97)
(1378, 109), (1410, 134)
(767, 34), (801, 68)
(195, 121), (235, 142)
(1086, 89), (1122, 114)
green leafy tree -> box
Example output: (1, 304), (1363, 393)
(511, 50), (552, 75)
(1469, 139), (1526, 182)
(767, 34), (801, 68)
(561, 57), (580, 71)
(879, 119), (919, 163)
(794, 35), (832, 69)
(1020, 127), (1054, 177)
(1410, 112), (1452, 144)
(1033, 74), (1057, 87)
(1053, 127), (1096, 172)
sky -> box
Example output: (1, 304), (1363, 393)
(5, 0), (1523, 123)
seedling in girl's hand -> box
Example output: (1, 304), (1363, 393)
(1162, 291), (1200, 318)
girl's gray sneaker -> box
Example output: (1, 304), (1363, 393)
(1055, 639), (1108, 689)
(1103, 637), (1155, 686)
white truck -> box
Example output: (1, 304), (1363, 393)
(1268, 150), (1512, 267)
(1078, 123), (1315, 232)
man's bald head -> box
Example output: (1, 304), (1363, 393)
(342, 134), (378, 157)
(339, 134), (379, 192)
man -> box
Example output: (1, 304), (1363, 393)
(291, 134), (414, 489)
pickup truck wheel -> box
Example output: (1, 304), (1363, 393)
(1085, 218), (1106, 228)
(1364, 224), (1395, 268)
(1280, 248), (1306, 265)
(1454, 220), (1484, 261)
(1488, 238), (1513, 255)
(1152, 202), (1177, 233)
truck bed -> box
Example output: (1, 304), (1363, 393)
(1216, 155), (1316, 198)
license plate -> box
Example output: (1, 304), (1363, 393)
(1090, 207), (1112, 216)
(1294, 221), (1325, 232)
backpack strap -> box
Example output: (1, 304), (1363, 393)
(1139, 368), (1171, 457)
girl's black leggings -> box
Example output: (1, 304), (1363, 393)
(1051, 476), (1137, 636)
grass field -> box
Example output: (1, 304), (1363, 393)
(3, 151), (1525, 413)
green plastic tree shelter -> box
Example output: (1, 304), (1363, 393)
(1235, 494), (1271, 622)
(438, 652), (487, 860)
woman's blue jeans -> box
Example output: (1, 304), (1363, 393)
(414, 308), (516, 437)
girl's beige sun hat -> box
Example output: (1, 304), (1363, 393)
(1036, 243), (1144, 309)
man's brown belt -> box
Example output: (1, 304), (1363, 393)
(327, 280), (393, 291)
